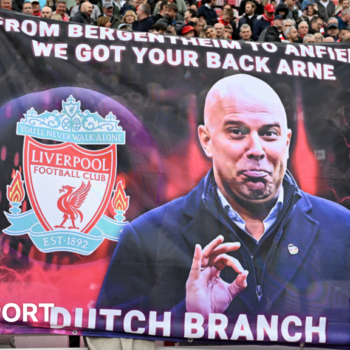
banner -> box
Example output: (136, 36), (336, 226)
(1, 10), (350, 345)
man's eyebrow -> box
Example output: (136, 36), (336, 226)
(260, 123), (281, 129)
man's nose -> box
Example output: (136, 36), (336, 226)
(246, 134), (265, 160)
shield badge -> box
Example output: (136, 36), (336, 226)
(23, 136), (117, 234)
(62, 96), (80, 118)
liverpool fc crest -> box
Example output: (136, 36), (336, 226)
(4, 96), (128, 255)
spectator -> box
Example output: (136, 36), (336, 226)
(238, 0), (263, 16)
(214, 22), (225, 38)
(327, 22), (339, 39)
(337, 0), (350, 14)
(324, 35), (335, 41)
(238, 1), (257, 32)
(342, 31), (350, 39)
(338, 9), (350, 29)
(184, 8), (196, 22)
(218, 8), (233, 26)
(181, 24), (196, 36)
(22, 1), (33, 13)
(196, 0), (217, 23)
(53, 0), (69, 21)
(122, 8), (137, 23)
(193, 17), (205, 36)
(302, 0), (315, 11)
(151, 0), (166, 22)
(224, 24), (233, 38)
(240, 23), (253, 40)
(309, 15), (323, 33)
(71, 0), (100, 22)
(328, 16), (338, 25)
(97, 15), (111, 25)
(0, 0), (12, 9)
(258, 14), (284, 41)
(275, 2), (289, 19)
(316, 0), (335, 22)
(156, 3), (183, 34)
(303, 32), (315, 41)
(30, 0), (41, 16)
(99, 0), (122, 27)
(298, 20), (309, 39)
(301, 3), (318, 26)
(150, 21), (167, 32)
(133, 4), (155, 31)
(51, 12), (62, 18)
(120, 0), (136, 16)
(41, 5), (52, 16)
(314, 31), (324, 40)
(70, 1), (93, 23)
(285, 25), (299, 41)
(338, 26), (350, 40)
(197, 13), (207, 26)
(252, 4), (275, 40)
(284, 0), (299, 21)
(152, 0), (186, 16)
(204, 24), (216, 37)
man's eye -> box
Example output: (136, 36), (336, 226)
(229, 128), (244, 137)
(263, 130), (278, 139)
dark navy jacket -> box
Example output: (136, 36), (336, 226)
(91, 170), (350, 343)
(132, 17), (154, 32)
(252, 18), (272, 40)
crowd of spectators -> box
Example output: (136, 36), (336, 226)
(1, 0), (350, 44)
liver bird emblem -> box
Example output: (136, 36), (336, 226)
(54, 181), (91, 230)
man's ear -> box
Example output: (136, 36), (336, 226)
(198, 125), (213, 158)
(286, 128), (292, 160)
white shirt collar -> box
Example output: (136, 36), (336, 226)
(217, 186), (284, 242)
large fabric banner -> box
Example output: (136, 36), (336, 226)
(1, 9), (350, 345)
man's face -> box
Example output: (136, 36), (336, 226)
(340, 29), (350, 40)
(210, 0), (217, 7)
(312, 19), (323, 31)
(225, 26), (232, 37)
(240, 27), (251, 40)
(205, 27), (216, 38)
(184, 10), (191, 20)
(31, 1), (40, 11)
(103, 6), (113, 16)
(199, 76), (291, 204)
(195, 23), (204, 33)
(298, 22), (308, 36)
(83, 2), (93, 15)
(288, 27), (298, 41)
(245, 3), (253, 15)
(286, 0), (295, 7)
(41, 6), (52, 17)
(214, 23), (224, 38)
(344, 13), (350, 23)
(282, 22), (292, 32)
(265, 9), (274, 18)
(23, 2), (32, 13)
(1, 0), (11, 9)
(165, 7), (176, 19)
(304, 36), (315, 43)
(344, 0), (350, 8)
(136, 6), (143, 18)
(328, 27), (339, 37)
(274, 18), (282, 29)
(56, 3), (66, 15)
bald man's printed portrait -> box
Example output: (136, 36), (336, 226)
(95, 74), (350, 341)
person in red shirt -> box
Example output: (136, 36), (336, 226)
(53, 0), (70, 21)
(30, 0), (41, 16)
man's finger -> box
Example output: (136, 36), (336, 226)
(212, 253), (244, 273)
(210, 242), (241, 258)
(188, 244), (202, 281)
(202, 235), (224, 260)
(228, 270), (249, 298)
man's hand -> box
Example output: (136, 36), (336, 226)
(186, 235), (248, 322)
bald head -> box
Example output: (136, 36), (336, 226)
(199, 74), (291, 207)
(214, 23), (225, 38)
(81, 1), (93, 16)
(204, 74), (288, 132)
